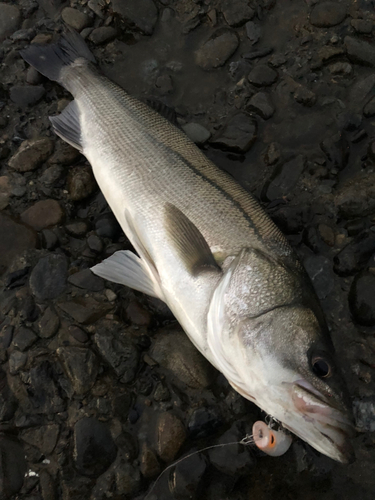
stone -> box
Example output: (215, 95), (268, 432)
(39, 470), (56, 500)
(88, 0), (105, 18)
(40, 165), (65, 186)
(57, 347), (99, 394)
(21, 424), (59, 455)
(68, 268), (104, 292)
(0, 437), (27, 498)
(88, 26), (117, 45)
(61, 7), (92, 31)
(303, 255), (335, 300)
(69, 325), (89, 343)
(310, 2), (346, 27)
(188, 406), (222, 439)
(293, 85), (316, 106)
(195, 29), (239, 70)
(49, 141), (81, 165)
(111, 0), (158, 35)
(28, 360), (65, 413)
(353, 399), (375, 432)
(345, 36), (375, 67)
(0, 214), (37, 274)
(150, 327), (216, 388)
(221, 0), (254, 27)
(156, 412), (186, 462)
(21, 199), (64, 230)
(12, 326), (37, 351)
(74, 417), (117, 477)
(181, 123), (211, 144)
(318, 224), (335, 247)
(264, 155), (305, 201)
(155, 74), (173, 94)
(140, 444), (160, 478)
(26, 66), (43, 85)
(335, 172), (375, 218)
(94, 331), (140, 383)
(333, 231), (375, 276)
(351, 19), (373, 34)
(9, 138), (54, 172)
(38, 306), (60, 338)
(264, 142), (280, 165)
(320, 133), (349, 170)
(0, 3), (20, 41)
(126, 300), (151, 326)
(245, 21), (261, 44)
(59, 297), (112, 324)
(211, 112), (257, 154)
(87, 234), (103, 253)
(247, 92), (274, 119)
(328, 62), (352, 76)
(168, 451), (207, 499)
(349, 269), (375, 326)
(65, 220), (89, 237)
(363, 96), (375, 117)
(10, 85), (45, 108)
(68, 165), (97, 201)
(248, 65), (277, 86)
(9, 351), (28, 374)
(29, 254), (68, 301)
(95, 213), (122, 239)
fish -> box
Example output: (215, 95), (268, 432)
(20, 29), (355, 463)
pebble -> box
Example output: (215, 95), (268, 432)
(59, 297), (112, 324)
(248, 64), (277, 87)
(88, 26), (117, 45)
(211, 112), (257, 154)
(363, 96), (375, 117)
(9, 350), (28, 374)
(155, 74), (173, 95)
(0, 437), (27, 498)
(353, 399), (375, 431)
(88, 0), (105, 18)
(0, 3), (20, 41)
(57, 346), (99, 394)
(0, 214), (37, 273)
(245, 21), (262, 44)
(126, 300), (151, 326)
(26, 66), (43, 85)
(95, 212), (122, 239)
(140, 444), (161, 478)
(345, 36), (375, 68)
(328, 62), (352, 76)
(195, 29), (239, 70)
(69, 325), (89, 343)
(68, 268), (104, 291)
(12, 326), (37, 351)
(21, 199), (64, 231)
(182, 122), (211, 144)
(221, 0), (254, 27)
(351, 19), (373, 34)
(28, 360), (65, 413)
(21, 424), (59, 455)
(310, 1), (346, 27)
(264, 155), (306, 201)
(150, 327), (216, 388)
(10, 85), (45, 108)
(303, 254), (335, 300)
(40, 165), (65, 186)
(65, 220), (89, 237)
(49, 141), (81, 165)
(349, 269), (375, 326)
(38, 306), (60, 338)
(9, 137), (54, 172)
(29, 253), (68, 301)
(68, 165), (97, 201)
(111, 0), (158, 35)
(74, 417), (117, 476)
(333, 231), (375, 276)
(264, 142), (280, 165)
(61, 7), (92, 31)
(247, 92), (275, 119)
(335, 172), (375, 217)
(318, 223), (335, 247)
(155, 412), (186, 462)
(187, 406), (222, 439)
(168, 451), (206, 499)
(320, 133), (349, 170)
(293, 85), (316, 106)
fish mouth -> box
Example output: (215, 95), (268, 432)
(288, 380), (355, 463)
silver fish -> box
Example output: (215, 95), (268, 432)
(21, 30), (354, 463)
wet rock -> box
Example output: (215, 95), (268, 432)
(195, 29), (239, 70)
(310, 2), (346, 27)
(264, 155), (306, 201)
(40, 166), (65, 188)
(0, 324), (13, 353)
(69, 325), (89, 343)
(41, 228), (58, 250)
(150, 327), (216, 388)
(0, 175), (11, 210)
(349, 269), (375, 326)
(182, 122), (211, 144)
(188, 406), (222, 439)
(57, 347), (99, 394)
(49, 141), (81, 165)
(95, 212), (122, 239)
(221, 0), (254, 27)
(345, 36), (375, 67)
(94, 331), (140, 383)
(12, 326), (37, 351)
(363, 96), (375, 117)
(74, 417), (117, 477)
(111, 0), (158, 35)
(335, 172), (375, 217)
(65, 220), (89, 237)
(113, 392), (132, 418)
(155, 74), (173, 94)
(88, 26), (117, 45)
(126, 300), (151, 326)
(29, 253), (68, 301)
(351, 19), (373, 34)
(0, 3), (20, 41)
(140, 444), (161, 478)
(211, 112), (257, 154)
(9, 137), (54, 172)
(248, 65), (277, 87)
(87, 234), (103, 253)
(5, 266), (30, 289)
(10, 85), (45, 108)
(155, 412), (186, 462)
(9, 350), (28, 374)
(320, 133), (349, 171)
(247, 92), (274, 119)
(293, 85), (316, 106)
(26, 66), (43, 85)
(0, 437), (27, 498)
(68, 268), (104, 292)
(318, 224), (335, 247)
(303, 255), (335, 300)
(264, 142), (280, 165)
(39, 470), (56, 500)
(61, 7), (92, 31)
(333, 231), (375, 276)
(21, 199), (64, 230)
(245, 21), (261, 44)
(0, 214), (37, 274)
(38, 306), (60, 338)
(59, 297), (112, 324)
(68, 165), (97, 201)
(328, 62), (352, 76)
(353, 399), (375, 432)
(21, 424), (59, 455)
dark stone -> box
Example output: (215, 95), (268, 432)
(345, 36), (375, 67)
(310, 2), (346, 27)
(168, 451), (207, 499)
(126, 300), (151, 326)
(181, 123), (211, 144)
(28, 360), (65, 413)
(245, 21), (261, 44)
(221, 0), (254, 27)
(210, 113), (257, 154)
(247, 92), (274, 119)
(0, 3), (21, 41)
(349, 269), (375, 326)
(68, 268), (104, 291)
(41, 229), (58, 250)
(12, 326), (37, 351)
(0, 324), (14, 350)
(87, 234), (103, 253)
(363, 96), (375, 117)
(293, 85), (316, 106)
(10, 85), (45, 108)
(320, 133), (349, 170)
(68, 165), (97, 201)
(61, 7), (92, 31)
(264, 142), (280, 165)
(40, 165), (65, 186)
(9, 351), (28, 374)
(111, 0), (158, 35)
(57, 347), (99, 394)
(351, 129), (367, 143)
(5, 266), (30, 290)
(29, 253), (68, 301)
(65, 220), (89, 237)
(113, 392), (132, 418)
(335, 172), (375, 218)
(0, 437), (27, 498)
(264, 155), (306, 201)
(248, 65), (277, 86)
(195, 29), (239, 70)
(26, 66), (44, 85)
(243, 46), (273, 60)
(333, 231), (375, 276)
(303, 255), (335, 300)
(155, 412), (186, 462)
(153, 381), (170, 402)
(0, 214), (37, 275)
(351, 19), (373, 34)
(74, 417), (117, 477)
(38, 306), (60, 338)
(88, 26), (117, 45)
(21, 199), (65, 231)
(188, 406), (222, 439)
(69, 325), (89, 343)
(49, 140), (81, 165)
(21, 424), (59, 455)
(19, 295), (38, 322)
(95, 212), (122, 239)
(59, 297), (112, 324)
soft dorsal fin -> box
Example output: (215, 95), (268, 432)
(164, 202), (221, 275)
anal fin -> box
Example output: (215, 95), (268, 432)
(50, 100), (83, 152)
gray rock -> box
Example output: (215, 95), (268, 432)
(29, 254), (68, 301)
(65, 220), (89, 237)
(167, 450), (207, 499)
(345, 36), (375, 67)
(349, 269), (375, 326)
(247, 92), (274, 119)
(188, 406), (222, 439)
(264, 155), (306, 201)
(9, 137), (54, 172)
(303, 255), (334, 300)
(264, 142), (280, 165)
(69, 325), (89, 343)
(61, 7), (92, 31)
(353, 399), (375, 432)
(95, 212), (121, 239)
(0, 3), (20, 41)
(26, 66), (43, 85)
(10, 85), (45, 108)
(38, 306), (60, 338)
(21, 424), (59, 455)
(9, 351), (28, 374)
(335, 172), (375, 218)
(182, 122), (211, 144)
(68, 268), (104, 292)
(195, 29), (239, 70)
(59, 297), (112, 324)
(155, 412), (186, 462)
(221, 0), (254, 27)
(49, 141), (81, 165)
(310, 1), (346, 27)
(21, 199), (65, 231)
(126, 300), (151, 326)
(74, 417), (117, 477)
(363, 96), (375, 117)
(87, 234), (103, 253)
(57, 347), (99, 394)
(150, 327), (216, 388)
(245, 21), (261, 44)
(88, 0), (105, 18)
(40, 165), (65, 186)
(88, 26), (117, 45)
(211, 112), (257, 154)
(0, 214), (37, 273)
(320, 133), (349, 170)
(68, 165), (97, 201)
(28, 361), (65, 413)
(248, 65), (278, 86)
(351, 19), (373, 34)
(328, 62), (352, 76)
(111, 0), (158, 35)
(333, 231), (375, 276)
(12, 327), (37, 351)
(0, 437), (27, 498)
(293, 85), (316, 106)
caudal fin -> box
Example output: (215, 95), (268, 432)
(20, 28), (95, 84)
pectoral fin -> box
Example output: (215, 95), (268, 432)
(164, 202), (221, 276)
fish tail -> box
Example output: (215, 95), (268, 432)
(20, 28), (95, 85)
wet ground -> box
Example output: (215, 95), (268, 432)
(1, 0), (375, 498)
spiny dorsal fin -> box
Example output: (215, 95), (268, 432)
(164, 202), (221, 275)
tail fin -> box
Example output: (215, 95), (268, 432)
(20, 28), (95, 83)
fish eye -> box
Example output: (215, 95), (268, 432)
(312, 356), (332, 378)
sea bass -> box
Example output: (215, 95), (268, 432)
(21, 30), (354, 462)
